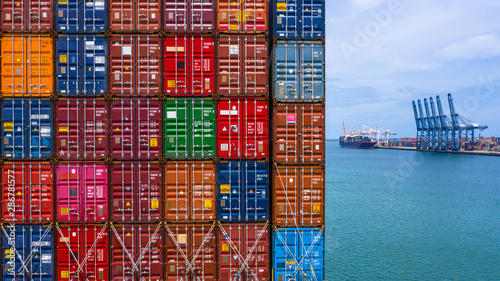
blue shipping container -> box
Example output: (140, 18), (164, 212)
(273, 228), (324, 281)
(1, 99), (53, 160)
(273, 41), (325, 102)
(1, 225), (54, 281)
(274, 0), (325, 40)
(218, 161), (269, 222)
(56, 0), (107, 32)
(56, 35), (107, 96)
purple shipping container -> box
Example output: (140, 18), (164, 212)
(56, 163), (108, 222)
(164, 0), (215, 33)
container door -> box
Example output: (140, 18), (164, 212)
(191, 36), (215, 95)
(164, 162), (190, 222)
(300, 167), (325, 226)
(137, 99), (161, 158)
(300, 42), (324, 102)
(137, 0), (161, 31)
(28, 0), (53, 32)
(192, 99), (215, 158)
(83, 99), (108, 159)
(165, 225), (190, 280)
(1, 163), (26, 222)
(28, 163), (54, 222)
(110, 163), (135, 221)
(137, 36), (161, 95)
(57, 164), (81, 221)
(218, 161), (243, 222)
(82, 164), (108, 222)
(164, 0), (188, 32)
(301, 104), (324, 163)
(273, 104), (299, 163)
(83, 36), (107, 95)
(301, 0), (324, 39)
(56, 0), (80, 31)
(191, 224), (217, 280)
(26, 36), (53, 96)
(109, 0), (134, 31)
(192, 0), (215, 32)
(110, 99), (135, 158)
(109, 36), (134, 95)
(164, 36), (189, 95)
(1, 100), (25, 158)
(1, 36), (25, 94)
(274, 42), (299, 101)
(273, 166), (299, 226)
(83, 0), (107, 31)
(242, 0), (268, 32)
(111, 226), (136, 281)
(57, 36), (80, 95)
(244, 161), (269, 221)
(217, 0), (240, 32)
(163, 99), (189, 158)
(273, 228), (300, 281)
(217, 37), (242, 95)
(191, 162), (216, 221)
(274, 0), (297, 39)
(217, 100), (242, 158)
(218, 224), (244, 280)
(0, 0), (23, 31)
(299, 229), (324, 281)
(137, 226), (163, 281)
(243, 99), (268, 158)
(243, 224), (270, 281)
(138, 163), (162, 221)
(28, 99), (53, 159)
(244, 37), (268, 95)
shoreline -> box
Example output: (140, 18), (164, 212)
(377, 146), (500, 156)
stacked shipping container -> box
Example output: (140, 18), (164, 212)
(0, 1), (325, 280)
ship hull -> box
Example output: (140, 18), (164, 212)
(340, 142), (377, 149)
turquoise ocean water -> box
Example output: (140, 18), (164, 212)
(324, 143), (500, 280)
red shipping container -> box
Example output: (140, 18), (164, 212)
(272, 165), (325, 227)
(56, 224), (108, 281)
(109, 99), (162, 159)
(217, 0), (267, 33)
(165, 223), (217, 281)
(218, 223), (270, 281)
(1, 162), (53, 223)
(109, 35), (161, 96)
(273, 103), (325, 164)
(109, 0), (161, 32)
(56, 163), (108, 222)
(164, 161), (216, 222)
(111, 224), (163, 281)
(1, 0), (53, 32)
(164, 35), (215, 96)
(217, 98), (269, 159)
(110, 162), (162, 222)
(55, 99), (108, 160)
(164, 0), (215, 33)
(217, 35), (269, 96)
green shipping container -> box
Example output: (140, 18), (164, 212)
(163, 98), (216, 159)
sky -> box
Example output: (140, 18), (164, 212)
(325, 0), (500, 138)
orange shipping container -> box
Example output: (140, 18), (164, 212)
(272, 165), (325, 227)
(217, 0), (268, 33)
(0, 35), (53, 96)
(164, 161), (216, 223)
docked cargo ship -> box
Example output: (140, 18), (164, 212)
(339, 135), (377, 149)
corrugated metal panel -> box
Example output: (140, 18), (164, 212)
(109, 35), (161, 96)
(164, 161), (216, 222)
(110, 162), (162, 222)
(273, 228), (324, 281)
(109, 0), (161, 32)
(218, 223), (270, 281)
(217, 35), (269, 96)
(56, 224), (108, 281)
(164, 98), (215, 159)
(1, 162), (54, 223)
(56, 0), (107, 32)
(218, 161), (269, 222)
(0, 35), (54, 97)
(165, 223), (217, 281)
(111, 224), (163, 281)
(273, 103), (325, 164)
(217, 0), (268, 33)
(56, 35), (107, 96)
(164, 35), (215, 96)
(272, 165), (324, 227)
(55, 99), (108, 160)
(164, 0), (215, 33)
(273, 0), (325, 40)
(0, 0), (53, 32)
(109, 99), (162, 159)
(56, 163), (108, 222)
(273, 41), (324, 102)
(1, 225), (54, 281)
(1, 99), (53, 160)
(217, 98), (269, 159)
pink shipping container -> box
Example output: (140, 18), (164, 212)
(1, 162), (53, 223)
(56, 163), (108, 222)
(218, 223), (270, 281)
(1, 0), (53, 32)
(111, 224), (163, 281)
(55, 99), (108, 160)
(164, 0), (215, 33)
(109, 35), (162, 96)
(217, 98), (269, 159)
(109, 0), (161, 32)
(110, 162), (162, 222)
(109, 99), (162, 159)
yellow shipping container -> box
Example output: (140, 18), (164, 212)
(1, 34), (53, 97)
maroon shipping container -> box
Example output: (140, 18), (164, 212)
(217, 98), (269, 159)
(109, 0), (161, 32)
(109, 35), (161, 96)
(55, 99), (108, 160)
(111, 224), (163, 281)
(217, 0), (268, 33)
(109, 99), (162, 159)
(273, 165), (325, 227)
(110, 162), (162, 222)
(217, 35), (269, 96)
(56, 224), (109, 281)
(1, 162), (53, 223)
(164, 0), (215, 33)
(1, 0), (53, 32)
(56, 163), (108, 222)
(164, 35), (215, 96)
(218, 223), (270, 281)
(273, 103), (325, 164)
(164, 161), (216, 223)
(165, 223), (217, 281)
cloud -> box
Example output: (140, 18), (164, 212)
(439, 35), (500, 60)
